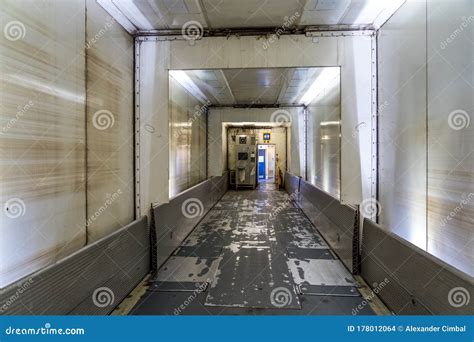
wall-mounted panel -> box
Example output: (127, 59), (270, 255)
(378, 0), (427, 249)
(169, 77), (207, 198)
(0, 0), (86, 288)
(137, 40), (170, 214)
(307, 75), (341, 199)
(426, 0), (473, 275)
(85, 0), (134, 243)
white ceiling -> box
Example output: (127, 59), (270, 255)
(171, 67), (340, 106)
(98, 0), (405, 33)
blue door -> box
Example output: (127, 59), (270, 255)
(258, 148), (265, 179)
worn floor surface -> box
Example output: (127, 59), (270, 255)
(130, 183), (375, 315)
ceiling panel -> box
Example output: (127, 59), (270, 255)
(175, 67), (337, 106)
(201, 0), (304, 28)
(99, 0), (405, 32)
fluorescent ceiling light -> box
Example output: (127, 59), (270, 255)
(169, 70), (209, 104)
(299, 68), (339, 106)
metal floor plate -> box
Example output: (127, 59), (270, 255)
(153, 256), (221, 283)
(205, 247), (301, 309)
(287, 258), (359, 296)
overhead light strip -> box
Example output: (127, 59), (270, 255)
(299, 68), (339, 106)
(169, 70), (209, 104)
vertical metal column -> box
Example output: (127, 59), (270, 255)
(304, 106), (308, 181)
(205, 106), (209, 179)
(370, 32), (378, 223)
(134, 38), (141, 218)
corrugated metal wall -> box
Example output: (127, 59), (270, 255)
(0, 0), (134, 288)
(378, 0), (473, 276)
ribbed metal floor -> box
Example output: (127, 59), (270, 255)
(130, 183), (375, 315)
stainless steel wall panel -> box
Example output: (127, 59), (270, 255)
(361, 218), (473, 315)
(0, 0), (87, 288)
(378, 0), (473, 276)
(0, 217), (149, 315)
(378, 0), (428, 250)
(85, 0), (135, 243)
(307, 77), (341, 199)
(426, 0), (474, 276)
(169, 77), (207, 198)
